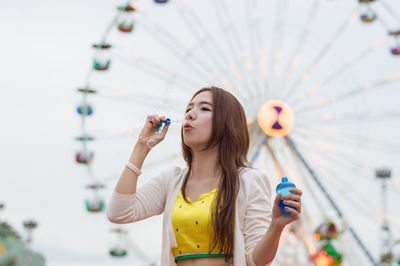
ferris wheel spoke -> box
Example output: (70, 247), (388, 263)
(267, 0), (288, 99)
(93, 90), (184, 113)
(379, 0), (400, 25)
(340, 235), (371, 266)
(280, 142), (329, 217)
(285, 137), (380, 266)
(288, 137), (382, 223)
(296, 139), (372, 183)
(91, 84), (186, 108)
(171, 0), (253, 100)
(292, 125), (400, 155)
(297, 223), (318, 258)
(134, 14), (214, 82)
(376, 12), (393, 31)
(136, 11), (233, 88)
(249, 133), (268, 165)
(289, 35), (389, 108)
(278, 0), (321, 98)
(163, 35), (245, 102)
(312, 161), (381, 225)
(281, 9), (358, 102)
(101, 13), (120, 44)
(289, 137), (375, 192)
(295, 71), (400, 113)
(218, 0), (261, 98)
(296, 109), (400, 127)
(112, 50), (198, 92)
(84, 68), (94, 88)
(245, 0), (265, 99)
(208, 0), (255, 99)
(299, 146), (400, 232)
(248, 121), (262, 151)
(291, 131), (375, 175)
(265, 139), (284, 179)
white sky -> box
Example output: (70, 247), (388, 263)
(1, 0), (400, 265)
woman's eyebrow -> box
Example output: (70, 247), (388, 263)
(187, 101), (213, 107)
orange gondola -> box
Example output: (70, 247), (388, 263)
(360, 12), (376, 23)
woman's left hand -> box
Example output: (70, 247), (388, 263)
(271, 188), (302, 228)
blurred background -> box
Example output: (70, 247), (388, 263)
(1, 0), (400, 265)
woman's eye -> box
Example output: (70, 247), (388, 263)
(201, 107), (210, 111)
(185, 108), (192, 113)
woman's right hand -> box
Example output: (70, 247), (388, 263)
(137, 114), (170, 149)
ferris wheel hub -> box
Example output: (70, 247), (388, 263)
(257, 100), (295, 137)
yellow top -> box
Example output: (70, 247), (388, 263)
(171, 188), (232, 262)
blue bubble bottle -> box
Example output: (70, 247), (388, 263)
(276, 177), (296, 214)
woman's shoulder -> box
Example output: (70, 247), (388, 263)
(239, 166), (267, 178)
(161, 166), (187, 179)
(238, 166), (271, 188)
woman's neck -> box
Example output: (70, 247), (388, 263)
(190, 146), (221, 181)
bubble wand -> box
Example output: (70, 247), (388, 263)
(156, 118), (182, 133)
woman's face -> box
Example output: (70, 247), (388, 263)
(182, 91), (213, 149)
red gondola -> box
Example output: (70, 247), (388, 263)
(75, 151), (94, 164)
(314, 221), (340, 240)
(389, 30), (400, 56)
(117, 4), (136, 33)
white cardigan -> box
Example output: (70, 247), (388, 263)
(106, 167), (273, 266)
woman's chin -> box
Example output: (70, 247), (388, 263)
(183, 140), (207, 150)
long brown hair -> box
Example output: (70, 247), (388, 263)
(181, 86), (250, 260)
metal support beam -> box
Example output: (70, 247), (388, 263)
(285, 136), (378, 266)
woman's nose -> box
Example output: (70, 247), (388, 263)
(185, 109), (194, 120)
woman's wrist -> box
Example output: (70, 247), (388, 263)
(128, 141), (150, 169)
(269, 218), (286, 232)
(134, 140), (151, 153)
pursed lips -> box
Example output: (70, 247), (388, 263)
(183, 123), (193, 130)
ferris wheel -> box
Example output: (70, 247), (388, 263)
(75, 0), (400, 265)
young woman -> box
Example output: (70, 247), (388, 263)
(107, 86), (302, 266)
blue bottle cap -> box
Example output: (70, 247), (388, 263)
(156, 118), (171, 132)
(276, 176), (296, 193)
